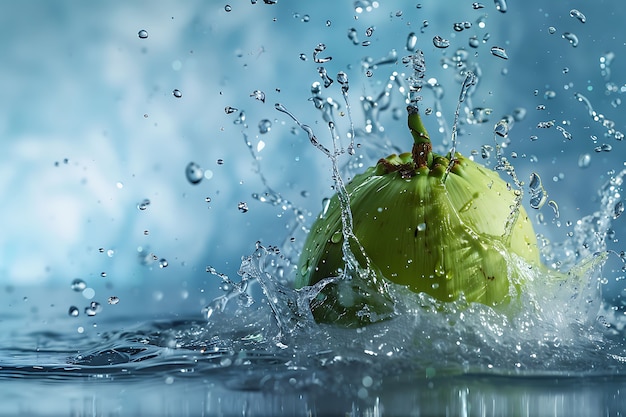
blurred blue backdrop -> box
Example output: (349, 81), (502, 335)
(1, 0), (624, 322)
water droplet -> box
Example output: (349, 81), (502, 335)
(417, 222), (426, 232)
(137, 198), (151, 211)
(494, 0), (507, 13)
(481, 144), (492, 159)
(216, 158), (224, 165)
(472, 2), (485, 9)
(224, 4), (232, 12)
(186, 162), (204, 185)
(347, 28), (359, 45)
(158, 258), (168, 268)
(100, 272), (107, 278)
(468, 36), (480, 48)
(313, 43), (332, 63)
(108, 296), (120, 305)
(224, 106), (238, 114)
(238, 202), (249, 213)
(537, 120), (555, 129)
(365, 26), (374, 37)
(71, 279), (87, 292)
(172, 89), (182, 98)
(513, 107), (527, 122)
(470, 107), (492, 124)
(85, 301), (102, 317)
(569, 9), (586, 24)
(494, 119), (509, 138)
(138, 29), (148, 39)
(299, 53), (307, 61)
(258, 119), (272, 134)
(68, 306), (79, 317)
(528, 172), (548, 209)
(432, 35), (450, 49)
(614, 201), (624, 219)
(250, 89), (266, 103)
(578, 153), (591, 168)
(562, 32), (579, 47)
(317, 66), (333, 88)
(556, 125), (572, 140)
(490, 46), (508, 60)
(233, 110), (246, 125)
(330, 231), (342, 244)
(548, 26), (557, 34)
(453, 22), (471, 32)
(326, 20), (331, 27)
(544, 90), (556, 99)
(301, 14), (310, 22)
(406, 32), (417, 51)
(600, 143), (612, 152)
(548, 200), (560, 218)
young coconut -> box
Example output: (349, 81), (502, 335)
(296, 106), (541, 326)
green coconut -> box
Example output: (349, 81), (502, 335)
(296, 107), (541, 326)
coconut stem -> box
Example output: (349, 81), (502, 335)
(407, 106), (433, 168)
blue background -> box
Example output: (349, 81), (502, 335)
(1, 0), (624, 320)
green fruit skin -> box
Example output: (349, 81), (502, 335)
(296, 151), (540, 325)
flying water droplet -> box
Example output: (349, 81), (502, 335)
(158, 258), (168, 268)
(313, 43), (332, 63)
(494, 119), (509, 138)
(108, 296), (120, 305)
(186, 162), (204, 185)
(406, 32), (417, 51)
(317, 66), (334, 88)
(250, 90), (266, 103)
(224, 4), (232, 12)
(172, 89), (182, 98)
(469, 36), (480, 48)
(614, 201), (624, 219)
(432, 35), (450, 48)
(238, 202), (249, 213)
(569, 9), (586, 24)
(258, 119), (272, 134)
(562, 32), (579, 47)
(513, 107), (527, 122)
(365, 26), (374, 37)
(578, 153), (591, 168)
(494, 0), (507, 12)
(548, 26), (557, 34)
(472, 2), (485, 9)
(71, 279), (87, 292)
(85, 301), (102, 317)
(556, 125), (572, 140)
(224, 106), (238, 114)
(68, 306), (79, 317)
(233, 110), (246, 125)
(481, 144), (492, 159)
(528, 172), (548, 209)
(470, 107), (492, 124)
(490, 46), (508, 60)
(548, 200), (560, 218)
(348, 28), (359, 45)
(138, 29), (148, 39)
(137, 199), (151, 211)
